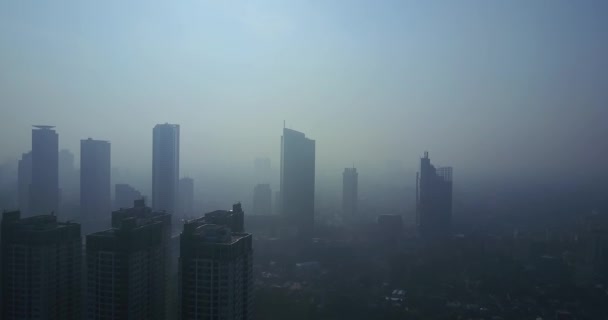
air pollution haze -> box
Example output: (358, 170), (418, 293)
(1, 1), (608, 319)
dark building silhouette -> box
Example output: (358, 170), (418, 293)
(152, 123), (180, 214)
(30, 125), (60, 215)
(1, 211), (81, 320)
(342, 167), (358, 217)
(86, 200), (169, 320)
(17, 151), (32, 215)
(87, 199), (172, 319)
(179, 177), (194, 217)
(253, 183), (272, 215)
(179, 203), (253, 320)
(114, 183), (142, 210)
(280, 128), (315, 240)
(416, 152), (453, 240)
(80, 138), (111, 234)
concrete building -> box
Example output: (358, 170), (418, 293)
(30, 125), (60, 215)
(416, 152), (453, 240)
(86, 205), (167, 320)
(1, 211), (82, 320)
(17, 151), (32, 215)
(280, 128), (315, 240)
(179, 203), (253, 320)
(179, 177), (194, 218)
(342, 167), (358, 217)
(114, 183), (142, 210)
(253, 183), (272, 215)
(152, 123), (180, 215)
(80, 138), (111, 234)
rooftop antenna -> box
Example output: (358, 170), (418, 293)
(283, 120), (286, 129)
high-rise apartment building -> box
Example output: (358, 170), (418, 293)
(152, 123), (180, 214)
(17, 151), (32, 215)
(253, 183), (272, 215)
(1, 211), (81, 320)
(342, 167), (358, 217)
(416, 152), (453, 240)
(179, 177), (194, 217)
(30, 125), (59, 214)
(179, 203), (253, 320)
(86, 199), (171, 320)
(80, 138), (111, 234)
(280, 128), (315, 240)
(114, 183), (143, 210)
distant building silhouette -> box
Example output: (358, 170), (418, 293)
(1, 211), (81, 320)
(59, 149), (79, 204)
(114, 183), (142, 209)
(280, 128), (315, 240)
(152, 123), (180, 214)
(254, 157), (271, 184)
(342, 167), (358, 217)
(87, 199), (170, 320)
(416, 152), (453, 240)
(17, 151), (32, 215)
(179, 177), (194, 217)
(30, 125), (59, 215)
(253, 183), (272, 215)
(179, 203), (253, 320)
(80, 138), (111, 234)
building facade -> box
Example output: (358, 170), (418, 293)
(30, 125), (59, 215)
(17, 151), (32, 215)
(80, 138), (111, 234)
(1, 211), (82, 320)
(179, 204), (253, 320)
(253, 183), (272, 215)
(152, 123), (180, 215)
(416, 152), (453, 240)
(280, 128), (315, 240)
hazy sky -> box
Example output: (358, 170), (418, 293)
(1, 0), (607, 183)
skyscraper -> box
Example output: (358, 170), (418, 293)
(30, 125), (59, 215)
(114, 183), (143, 209)
(86, 204), (168, 320)
(59, 149), (79, 205)
(416, 152), (453, 240)
(17, 151), (32, 215)
(179, 177), (194, 217)
(280, 128), (315, 240)
(253, 183), (272, 215)
(342, 167), (358, 217)
(1, 211), (82, 320)
(152, 123), (180, 214)
(80, 138), (111, 234)
(89, 199), (172, 320)
(254, 157), (271, 184)
(179, 203), (253, 320)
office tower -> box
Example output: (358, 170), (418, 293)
(179, 177), (194, 217)
(179, 203), (253, 320)
(253, 183), (272, 215)
(280, 128), (315, 240)
(86, 204), (168, 320)
(80, 138), (111, 234)
(254, 157), (271, 184)
(59, 149), (79, 204)
(87, 199), (171, 319)
(30, 125), (59, 214)
(114, 183), (142, 209)
(1, 211), (81, 320)
(415, 152), (453, 240)
(342, 167), (358, 217)
(17, 151), (32, 215)
(152, 123), (180, 214)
